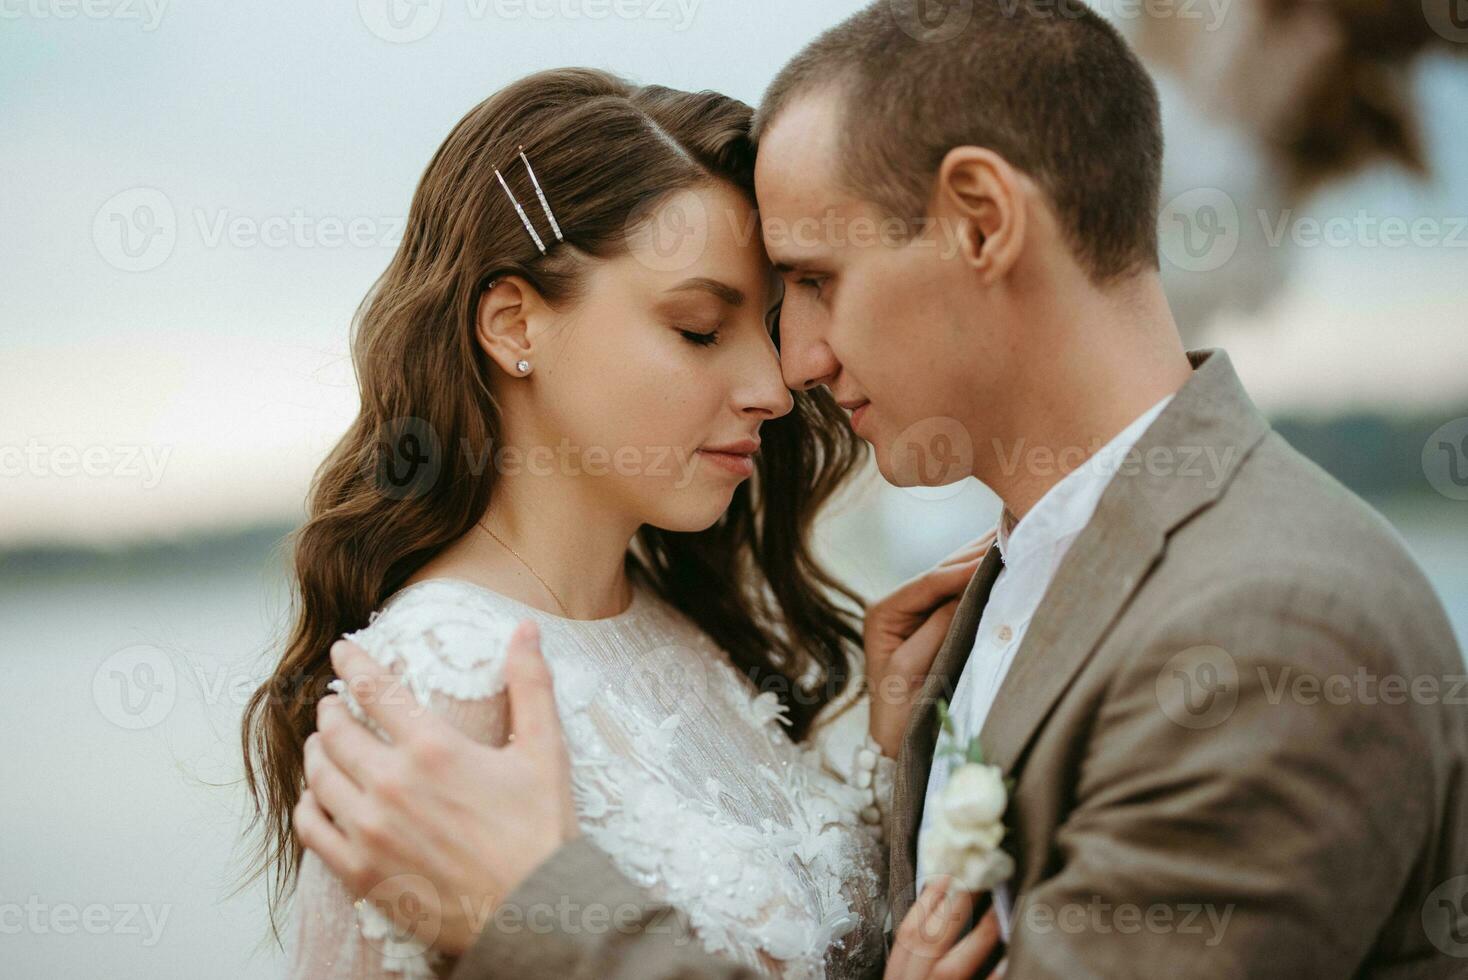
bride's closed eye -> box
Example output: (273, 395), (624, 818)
(678, 326), (721, 347)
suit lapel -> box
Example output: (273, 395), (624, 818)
(888, 544), (1004, 920)
(977, 504), (1165, 774)
(979, 348), (1272, 779)
(884, 349), (1271, 928)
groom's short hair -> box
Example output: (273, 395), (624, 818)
(753, 0), (1163, 284)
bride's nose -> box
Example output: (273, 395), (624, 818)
(734, 341), (795, 420)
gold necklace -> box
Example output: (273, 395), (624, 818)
(476, 520), (572, 617)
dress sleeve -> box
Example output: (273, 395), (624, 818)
(286, 583), (522, 980)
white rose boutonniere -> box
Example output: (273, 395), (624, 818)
(918, 699), (1015, 894)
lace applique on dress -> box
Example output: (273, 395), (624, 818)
(288, 578), (891, 980)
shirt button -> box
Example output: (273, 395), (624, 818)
(997, 625), (1014, 643)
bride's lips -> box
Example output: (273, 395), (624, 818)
(697, 438), (760, 478)
(840, 399), (871, 433)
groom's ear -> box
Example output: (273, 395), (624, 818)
(933, 146), (1027, 285)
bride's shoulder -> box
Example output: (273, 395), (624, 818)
(342, 578), (526, 701)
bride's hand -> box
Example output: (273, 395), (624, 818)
(297, 620), (578, 956)
(864, 532), (995, 758)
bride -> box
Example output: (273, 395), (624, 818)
(239, 68), (979, 980)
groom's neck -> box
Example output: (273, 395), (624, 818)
(977, 272), (1192, 522)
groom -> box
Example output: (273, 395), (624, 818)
(303, 1), (1468, 976)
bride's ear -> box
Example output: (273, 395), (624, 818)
(476, 276), (544, 377)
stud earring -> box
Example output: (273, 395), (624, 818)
(515, 359), (531, 375)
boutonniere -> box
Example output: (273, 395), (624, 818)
(918, 699), (1015, 892)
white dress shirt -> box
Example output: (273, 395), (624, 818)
(914, 394), (1175, 923)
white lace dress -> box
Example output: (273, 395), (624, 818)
(287, 577), (894, 980)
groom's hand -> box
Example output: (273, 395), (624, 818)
(864, 532), (994, 757)
(886, 879), (1005, 980)
(295, 620), (579, 956)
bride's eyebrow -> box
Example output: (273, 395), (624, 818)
(666, 277), (745, 307)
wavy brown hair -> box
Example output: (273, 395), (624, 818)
(238, 68), (868, 942)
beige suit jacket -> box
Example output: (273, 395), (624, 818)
(452, 349), (1468, 979)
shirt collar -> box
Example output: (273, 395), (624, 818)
(995, 393), (1175, 566)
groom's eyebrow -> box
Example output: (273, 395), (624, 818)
(667, 277), (745, 307)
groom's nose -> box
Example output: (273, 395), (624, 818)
(777, 303), (840, 392)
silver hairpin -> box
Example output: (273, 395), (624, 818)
(495, 167), (547, 254)
(494, 145), (563, 255)
(518, 145), (563, 244)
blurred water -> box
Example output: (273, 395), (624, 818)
(1, 496), (1463, 979)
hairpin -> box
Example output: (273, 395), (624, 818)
(494, 144), (564, 255)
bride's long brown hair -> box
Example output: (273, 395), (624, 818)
(239, 68), (868, 942)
